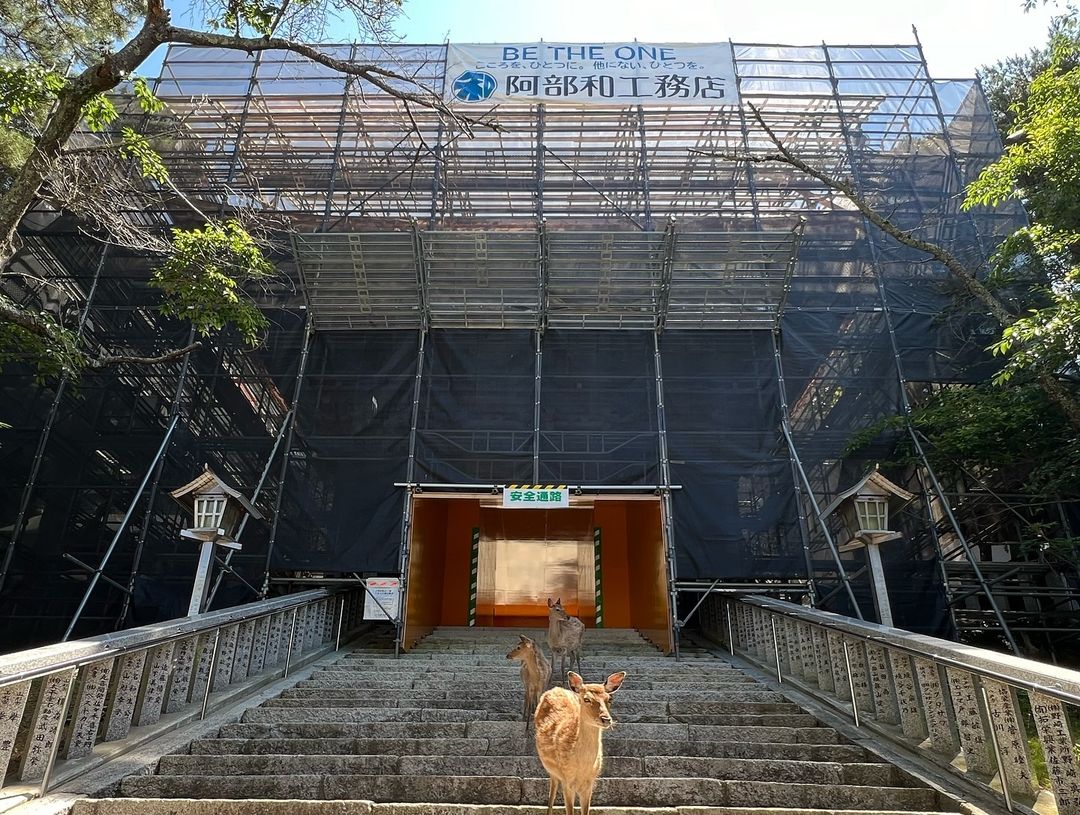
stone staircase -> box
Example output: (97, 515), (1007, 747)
(77, 626), (966, 815)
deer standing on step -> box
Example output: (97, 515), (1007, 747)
(534, 670), (626, 815)
(547, 597), (584, 681)
(507, 634), (552, 724)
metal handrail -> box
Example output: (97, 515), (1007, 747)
(0, 589), (330, 690)
(741, 595), (1080, 708)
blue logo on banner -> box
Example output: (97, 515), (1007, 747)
(452, 70), (497, 102)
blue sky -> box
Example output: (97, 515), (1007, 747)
(154, 0), (1065, 80)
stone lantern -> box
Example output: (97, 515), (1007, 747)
(171, 465), (262, 616)
(821, 469), (914, 627)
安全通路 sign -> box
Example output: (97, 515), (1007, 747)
(445, 42), (738, 107)
(503, 485), (571, 508)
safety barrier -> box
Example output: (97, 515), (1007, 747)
(0, 587), (365, 800)
(701, 595), (1080, 815)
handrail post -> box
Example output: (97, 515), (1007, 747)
(200, 629), (222, 720)
(335, 596), (345, 651)
(283, 606), (300, 678)
(842, 640), (860, 728)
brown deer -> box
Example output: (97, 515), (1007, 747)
(547, 597), (585, 680)
(534, 670), (626, 815)
(506, 634), (552, 724)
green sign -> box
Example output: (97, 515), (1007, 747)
(502, 485), (570, 508)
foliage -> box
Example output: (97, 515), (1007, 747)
(846, 384), (1080, 498)
(965, 29), (1080, 384)
(151, 220), (274, 346)
(0, 300), (84, 381)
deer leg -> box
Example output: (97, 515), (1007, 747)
(546, 776), (558, 815)
(580, 782), (595, 815)
(564, 785), (576, 815)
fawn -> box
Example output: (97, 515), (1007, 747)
(534, 670), (627, 815)
(547, 597), (585, 680)
(506, 634), (552, 724)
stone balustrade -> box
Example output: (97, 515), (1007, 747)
(700, 595), (1080, 815)
(0, 587), (365, 799)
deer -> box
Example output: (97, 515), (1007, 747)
(547, 597), (585, 681)
(534, 670), (626, 815)
(506, 634), (552, 725)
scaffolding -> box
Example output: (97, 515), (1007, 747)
(1, 37), (1077, 656)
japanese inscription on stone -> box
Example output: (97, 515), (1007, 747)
(63, 659), (113, 759)
(1031, 692), (1080, 815)
(945, 668), (992, 774)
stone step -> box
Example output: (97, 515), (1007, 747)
(77, 800), (960, 815)
(156, 754), (905, 785)
(238, 706), (820, 728)
(216, 721), (842, 744)
(267, 689), (788, 704)
(281, 676), (760, 692)
(269, 696), (801, 716)
(120, 775), (943, 810)
(189, 737), (870, 762)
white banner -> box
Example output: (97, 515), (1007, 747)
(445, 42), (738, 107)
(503, 486), (570, 508)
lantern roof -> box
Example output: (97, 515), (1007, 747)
(821, 469), (914, 519)
(170, 465), (264, 520)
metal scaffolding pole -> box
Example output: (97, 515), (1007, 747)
(115, 326), (196, 628)
(260, 317), (314, 598)
(532, 329), (544, 484)
(205, 412), (294, 608)
(0, 245), (107, 596)
(652, 330), (680, 659)
(63, 415), (181, 640)
(730, 40), (762, 230)
(635, 106), (653, 231)
(396, 327), (427, 654)
(823, 43), (1018, 651)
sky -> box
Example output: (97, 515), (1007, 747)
(386, 0), (1063, 78)
(151, 0), (1068, 80)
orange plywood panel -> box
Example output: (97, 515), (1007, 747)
(402, 497), (448, 649)
(626, 499), (672, 653)
(593, 501), (631, 629)
(441, 498), (481, 625)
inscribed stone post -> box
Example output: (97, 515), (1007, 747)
(1030, 692), (1080, 815)
(134, 643), (175, 726)
(866, 643), (899, 724)
(889, 650), (926, 739)
(826, 631), (850, 701)
(62, 659), (113, 759)
(165, 635), (198, 713)
(232, 620), (255, 682)
(188, 631), (217, 704)
(213, 625), (239, 690)
(812, 627), (834, 692)
(249, 616), (271, 674)
(264, 612), (284, 667)
(981, 679), (1036, 799)
(19, 668), (75, 780)
(102, 651), (148, 741)
(798, 623), (816, 683)
(845, 638), (874, 717)
(913, 657), (958, 756)
(945, 668), (992, 775)
(0, 680), (30, 779)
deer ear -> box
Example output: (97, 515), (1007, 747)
(567, 671), (584, 691)
(519, 634), (528, 642)
(604, 672), (627, 694)
(547, 598), (554, 608)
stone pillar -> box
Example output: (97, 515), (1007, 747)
(188, 631), (218, 704)
(812, 627), (834, 692)
(102, 651), (148, 741)
(213, 625), (240, 690)
(982, 679), (1037, 799)
(232, 620), (255, 682)
(134, 643), (175, 727)
(798, 623), (816, 683)
(827, 631), (850, 701)
(291, 606), (308, 659)
(846, 638), (874, 717)
(945, 668), (993, 775)
(913, 657), (958, 756)
(62, 659), (113, 759)
(1030, 692), (1080, 815)
(249, 616), (271, 675)
(19, 668), (75, 781)
(889, 651), (926, 739)
(165, 635), (198, 714)
(866, 644), (899, 725)
(264, 611), (284, 668)
(0, 680), (30, 778)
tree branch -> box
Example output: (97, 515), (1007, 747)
(165, 26), (505, 135)
(691, 103), (1016, 328)
(89, 341), (202, 369)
